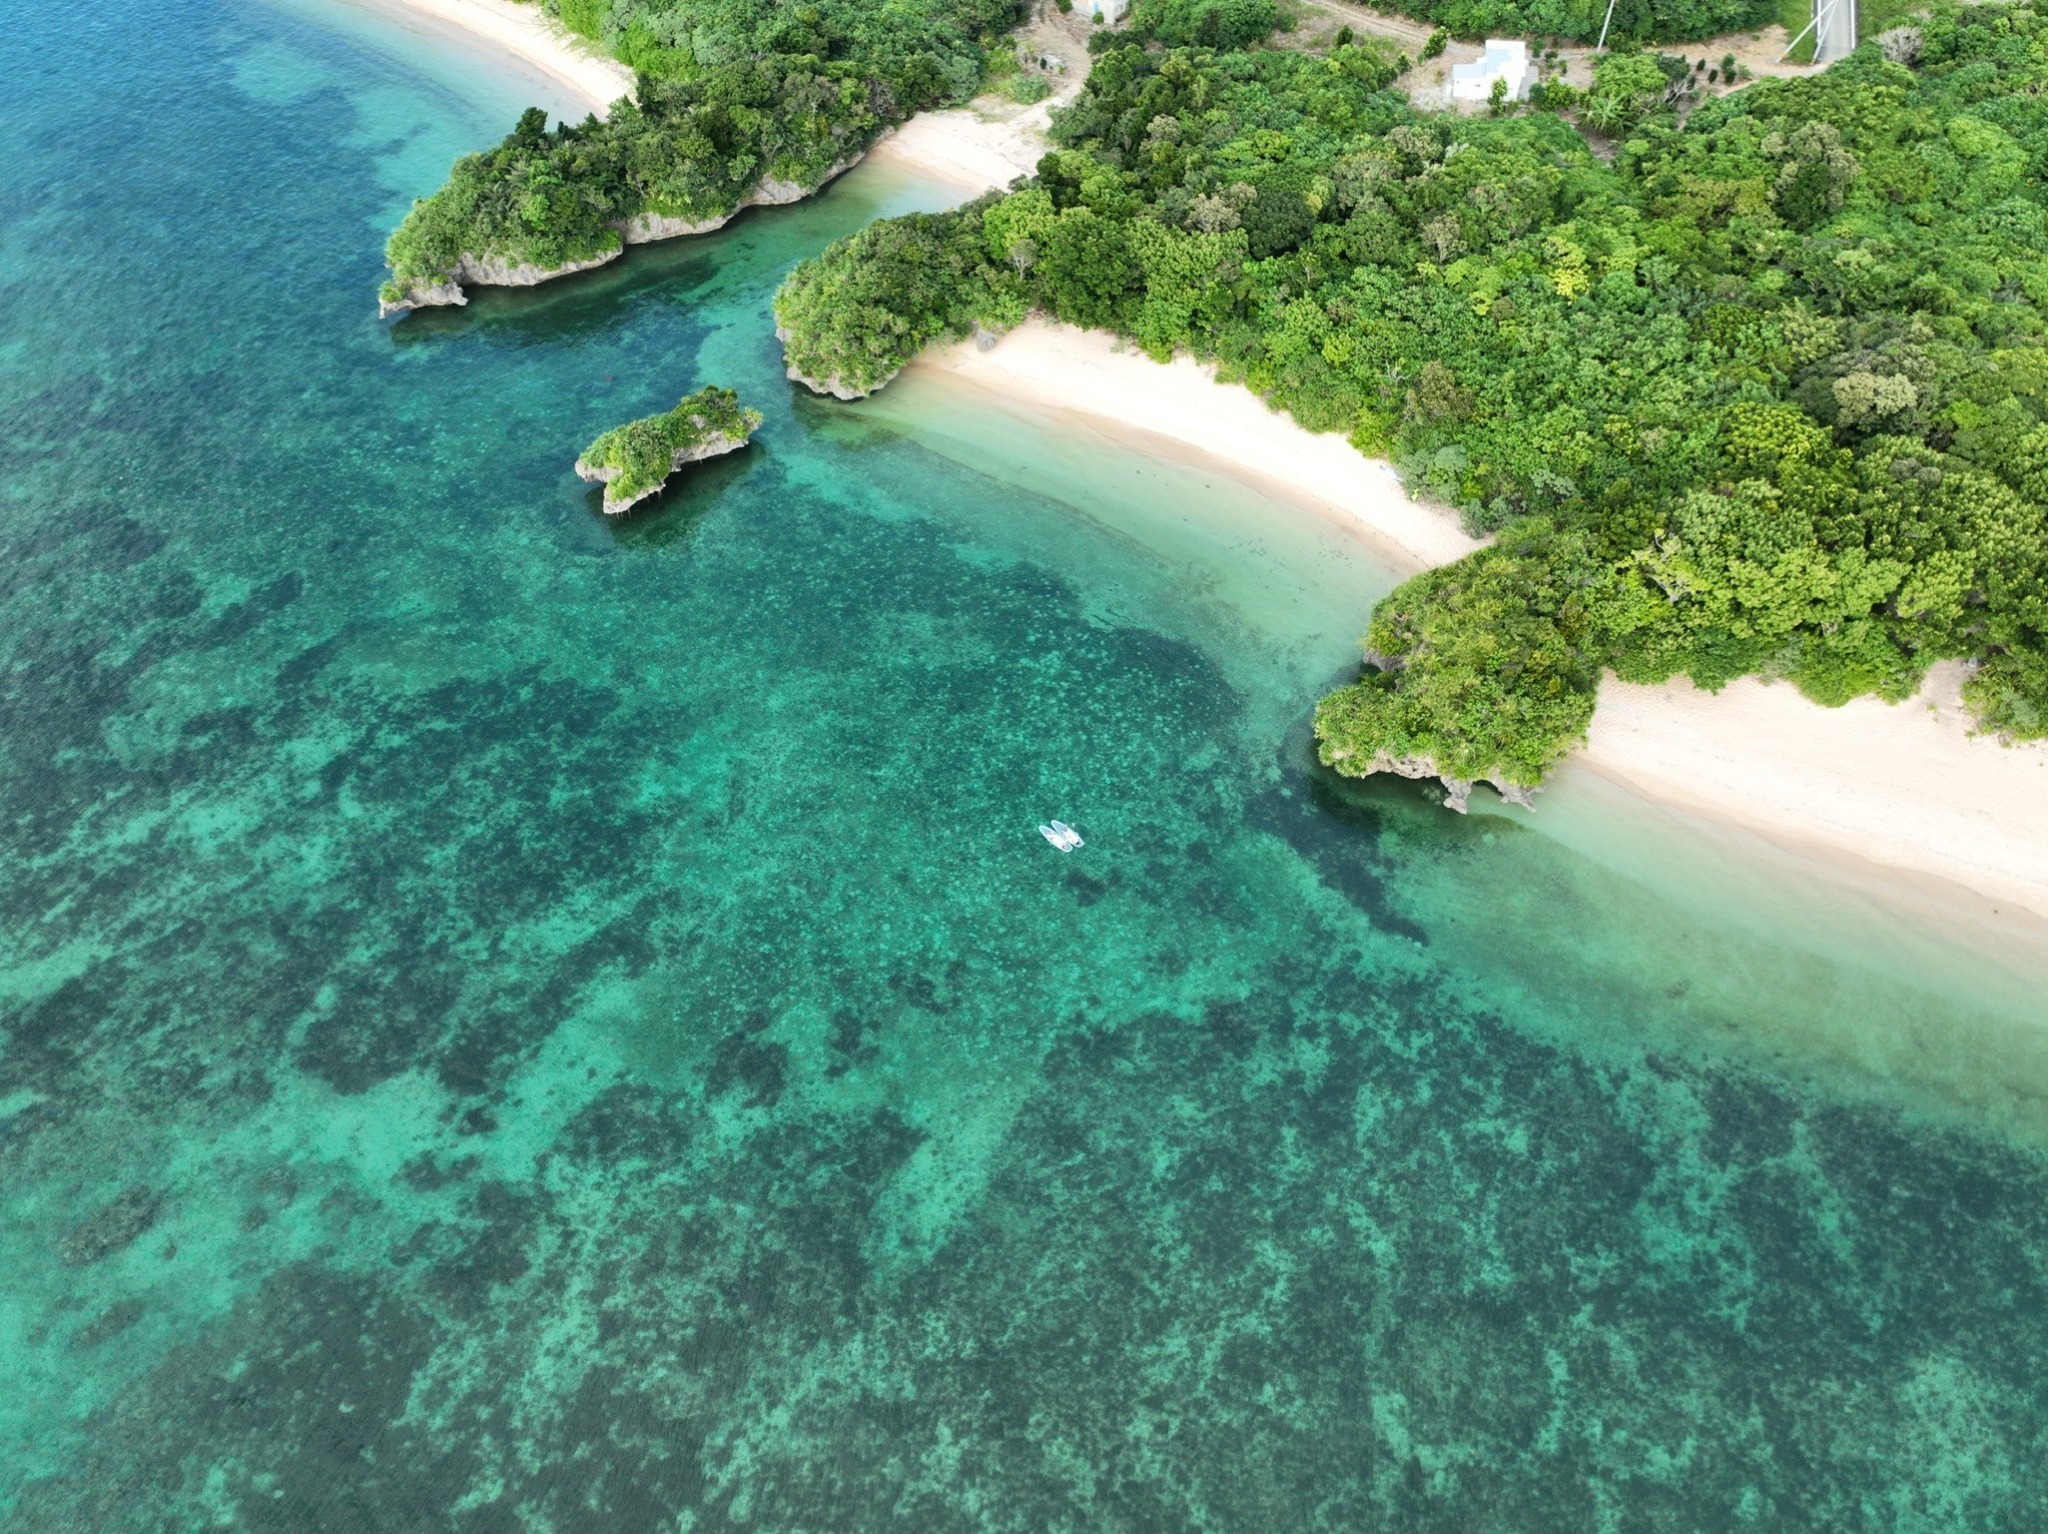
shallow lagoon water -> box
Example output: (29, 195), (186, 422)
(5, 0), (2048, 1527)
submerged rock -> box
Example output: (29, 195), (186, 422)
(574, 386), (763, 515)
(60, 1186), (163, 1266)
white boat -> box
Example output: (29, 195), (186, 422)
(1039, 822), (1084, 852)
(1039, 819), (1084, 852)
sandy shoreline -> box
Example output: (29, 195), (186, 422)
(1583, 668), (2048, 922)
(867, 106), (1057, 194)
(369, 0), (631, 111)
(373, 0), (2048, 923)
(366, 0), (1056, 183)
(871, 92), (2048, 925)
(921, 320), (1482, 572)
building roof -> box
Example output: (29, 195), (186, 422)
(1447, 39), (1534, 103)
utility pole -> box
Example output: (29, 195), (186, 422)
(1596, 0), (1619, 50)
(1779, 0), (1837, 62)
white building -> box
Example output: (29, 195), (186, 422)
(1077, 0), (1129, 21)
(1445, 39), (1534, 105)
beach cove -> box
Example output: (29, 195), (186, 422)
(7, 0), (2048, 1528)
(881, 111), (2048, 931)
(376, 0), (2048, 925)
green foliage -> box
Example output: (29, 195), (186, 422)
(1420, 27), (1448, 59)
(383, 0), (1019, 300)
(1582, 49), (1674, 134)
(774, 199), (1027, 395)
(1126, 0), (1284, 48)
(776, 6), (2048, 780)
(578, 386), (761, 503)
(1316, 523), (1607, 786)
(1409, 0), (1770, 45)
(1860, 0), (1930, 38)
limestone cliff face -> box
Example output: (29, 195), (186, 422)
(574, 431), (752, 516)
(381, 153), (867, 316)
(618, 211), (730, 244)
(747, 172), (823, 206)
(377, 246), (622, 316)
(378, 278), (465, 319)
(454, 248), (621, 287)
(622, 153), (865, 244)
(1358, 751), (1537, 813)
(778, 322), (1002, 402)
(773, 323), (879, 400)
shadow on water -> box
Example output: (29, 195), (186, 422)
(788, 386), (915, 452)
(596, 444), (762, 552)
(1236, 699), (1457, 947)
(382, 243), (723, 351)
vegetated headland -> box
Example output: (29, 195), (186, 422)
(380, 0), (2048, 919)
(375, 0), (1023, 313)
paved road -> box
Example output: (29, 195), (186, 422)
(1813, 0), (1859, 64)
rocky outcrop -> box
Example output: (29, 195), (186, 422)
(779, 319), (1010, 400)
(575, 431), (753, 516)
(377, 246), (622, 317)
(619, 211), (731, 244)
(378, 278), (466, 319)
(382, 153), (868, 316)
(749, 151), (863, 207)
(625, 154), (865, 245)
(455, 248), (621, 287)
(775, 322), (884, 400)
(1359, 751), (1538, 814)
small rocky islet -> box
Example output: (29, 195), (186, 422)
(574, 386), (761, 515)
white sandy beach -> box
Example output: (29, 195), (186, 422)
(384, 0), (2048, 924)
(867, 106), (1056, 194)
(921, 320), (1483, 572)
(378, 0), (631, 110)
(1585, 667), (2048, 920)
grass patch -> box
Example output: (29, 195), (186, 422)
(1779, 0), (1817, 62)
(1858, 0), (1928, 40)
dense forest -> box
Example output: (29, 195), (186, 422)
(1392, 0), (1776, 47)
(382, 0), (1018, 309)
(776, 5), (2048, 795)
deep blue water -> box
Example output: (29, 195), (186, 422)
(5, 1), (2048, 1528)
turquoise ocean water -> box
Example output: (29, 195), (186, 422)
(5, 1), (2048, 1525)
